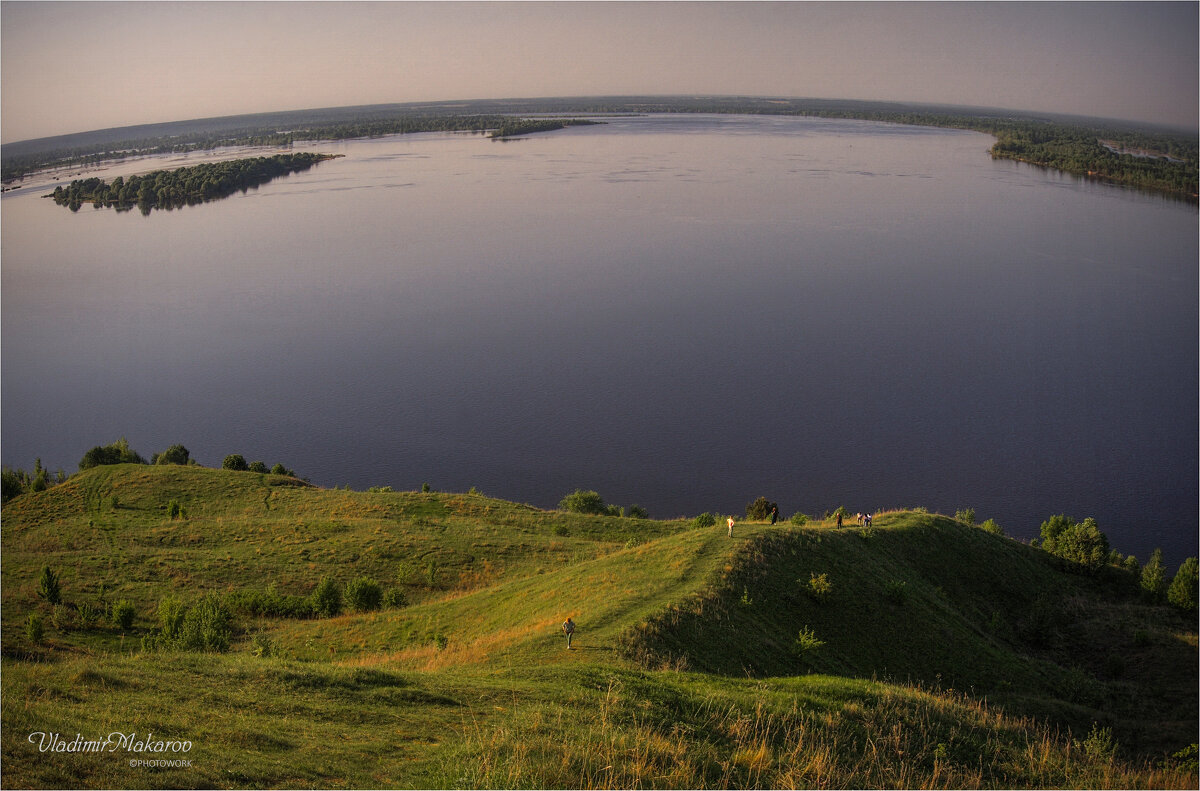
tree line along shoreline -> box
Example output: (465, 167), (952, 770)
(6, 99), (1196, 201)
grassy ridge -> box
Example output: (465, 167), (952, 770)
(618, 515), (1198, 756)
(2, 465), (1195, 788)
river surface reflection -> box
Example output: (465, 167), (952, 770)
(3, 114), (1196, 563)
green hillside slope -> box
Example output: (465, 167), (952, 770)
(617, 515), (1197, 755)
(2, 465), (1195, 788)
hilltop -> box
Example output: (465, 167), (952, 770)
(2, 464), (1195, 788)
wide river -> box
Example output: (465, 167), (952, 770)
(3, 114), (1196, 564)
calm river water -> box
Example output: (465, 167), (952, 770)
(2, 114), (1196, 564)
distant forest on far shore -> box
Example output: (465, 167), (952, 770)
(4, 96), (1196, 200)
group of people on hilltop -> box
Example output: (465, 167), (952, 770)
(723, 508), (873, 534)
(835, 511), (873, 528)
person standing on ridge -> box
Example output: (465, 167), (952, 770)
(562, 616), (575, 650)
(727, 516), (735, 537)
(770, 505), (778, 525)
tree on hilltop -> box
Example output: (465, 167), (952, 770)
(79, 438), (146, 470)
(1167, 557), (1198, 613)
(746, 496), (778, 521)
(155, 444), (190, 466)
(222, 454), (249, 472)
(559, 489), (607, 515)
(1039, 514), (1110, 572)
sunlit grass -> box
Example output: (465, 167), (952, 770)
(2, 465), (1196, 788)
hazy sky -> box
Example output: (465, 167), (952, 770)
(3, 1), (1197, 142)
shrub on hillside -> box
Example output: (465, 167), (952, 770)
(1018, 596), (1064, 648)
(79, 438), (146, 470)
(884, 579), (909, 605)
(178, 595), (232, 652)
(1039, 515), (1110, 572)
(693, 512), (717, 529)
(248, 461), (268, 473)
(155, 444), (190, 465)
(223, 586), (314, 619)
(1167, 557), (1198, 612)
(1, 466), (47, 503)
(979, 518), (1004, 536)
(77, 601), (102, 628)
(627, 504), (648, 519)
(270, 463), (295, 476)
(2, 468), (25, 503)
(50, 604), (74, 633)
(26, 613), (44, 644)
(745, 496), (778, 521)
(222, 454), (249, 472)
(955, 508), (976, 526)
(383, 589), (408, 609)
(250, 632), (276, 658)
(559, 489), (607, 515)
(345, 576), (384, 612)
(37, 566), (61, 605)
(311, 575), (342, 617)
(1141, 549), (1167, 602)
(793, 626), (825, 656)
(111, 599), (136, 631)
(158, 595), (187, 643)
(789, 513), (809, 526)
(804, 572), (833, 604)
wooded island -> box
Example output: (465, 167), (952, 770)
(48, 152), (339, 214)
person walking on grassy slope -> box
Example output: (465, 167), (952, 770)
(562, 616), (575, 650)
(727, 516), (735, 537)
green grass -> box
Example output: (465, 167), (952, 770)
(2, 465), (1196, 788)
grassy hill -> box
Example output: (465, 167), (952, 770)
(2, 464), (1195, 788)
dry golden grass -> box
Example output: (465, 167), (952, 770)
(341, 617), (562, 671)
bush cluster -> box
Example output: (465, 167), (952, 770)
(222, 454), (296, 477)
(558, 489), (648, 519)
(153, 444), (191, 465)
(345, 577), (384, 612)
(111, 600), (136, 631)
(1039, 515), (1110, 572)
(79, 438), (146, 470)
(224, 586), (314, 619)
(146, 594), (233, 652)
(2, 459), (65, 503)
(745, 497), (778, 521)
